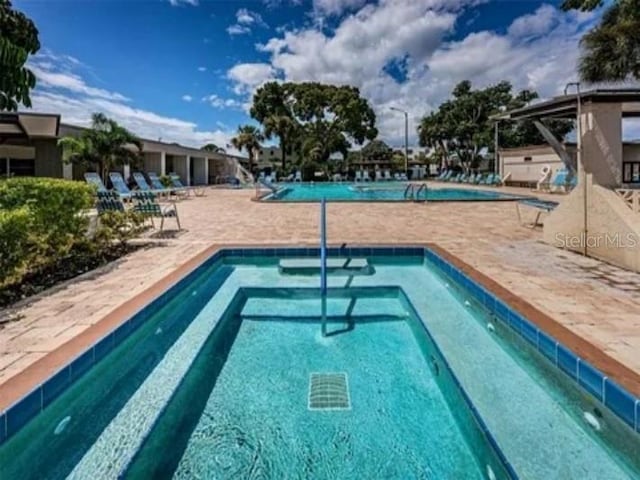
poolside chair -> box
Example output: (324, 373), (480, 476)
(95, 190), (125, 213)
(473, 173), (485, 184)
(108, 172), (132, 200)
(355, 170), (363, 182)
(132, 191), (180, 231)
(375, 170), (383, 182)
(466, 173), (476, 184)
(549, 168), (570, 193)
(84, 172), (108, 193)
(169, 173), (205, 197)
(383, 169), (392, 181)
(294, 171), (302, 182)
(333, 173), (343, 182)
(132, 172), (169, 196)
(362, 170), (371, 182)
(398, 172), (408, 181)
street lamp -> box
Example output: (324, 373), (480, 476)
(390, 107), (409, 176)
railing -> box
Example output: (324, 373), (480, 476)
(320, 197), (328, 337)
(616, 188), (640, 213)
(415, 183), (428, 200)
(404, 184), (414, 199)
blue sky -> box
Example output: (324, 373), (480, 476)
(16, 0), (608, 151)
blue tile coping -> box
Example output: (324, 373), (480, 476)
(1, 245), (639, 447)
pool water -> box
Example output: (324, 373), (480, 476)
(264, 182), (524, 202)
(1, 253), (639, 479)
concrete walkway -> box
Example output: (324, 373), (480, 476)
(1, 184), (639, 388)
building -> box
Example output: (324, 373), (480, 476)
(0, 112), (248, 185)
(254, 145), (300, 171)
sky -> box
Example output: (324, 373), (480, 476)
(14, 0), (631, 153)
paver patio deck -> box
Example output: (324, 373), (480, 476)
(1, 183), (639, 396)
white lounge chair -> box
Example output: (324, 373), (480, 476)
(383, 169), (392, 181)
(375, 170), (383, 182)
(363, 170), (371, 182)
(333, 173), (343, 182)
(355, 170), (363, 182)
(294, 171), (302, 182)
(398, 172), (408, 181)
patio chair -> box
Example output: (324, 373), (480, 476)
(333, 173), (343, 182)
(473, 173), (485, 184)
(294, 171), (302, 182)
(84, 172), (108, 193)
(355, 170), (363, 182)
(466, 173), (476, 184)
(169, 173), (205, 197)
(108, 172), (132, 199)
(549, 169), (570, 193)
(362, 170), (371, 182)
(95, 190), (125, 213)
(132, 191), (180, 231)
(383, 169), (392, 181)
(375, 170), (383, 182)
(398, 172), (408, 181)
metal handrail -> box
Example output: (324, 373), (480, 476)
(320, 198), (328, 337)
(404, 183), (414, 199)
(415, 183), (428, 201)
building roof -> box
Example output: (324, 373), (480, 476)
(0, 112), (60, 142)
(493, 88), (640, 121)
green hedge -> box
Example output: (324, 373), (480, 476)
(0, 177), (95, 287)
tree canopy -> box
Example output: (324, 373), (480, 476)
(250, 81), (377, 168)
(360, 139), (392, 162)
(418, 80), (572, 170)
(201, 143), (225, 153)
(562, 0), (640, 83)
(58, 113), (141, 181)
(0, 0), (40, 111)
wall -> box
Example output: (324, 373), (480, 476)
(580, 102), (622, 187)
(33, 139), (63, 178)
(500, 146), (575, 183)
(544, 174), (640, 272)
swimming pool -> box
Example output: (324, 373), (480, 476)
(1, 248), (639, 479)
(263, 182), (526, 202)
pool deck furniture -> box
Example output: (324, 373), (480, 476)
(516, 198), (559, 228)
(375, 170), (383, 182)
(95, 190), (125, 213)
(132, 191), (180, 231)
(132, 172), (168, 197)
(384, 169), (392, 181)
(84, 172), (108, 193)
(169, 173), (206, 197)
(363, 170), (371, 182)
(147, 172), (186, 199)
(294, 171), (302, 182)
(108, 172), (133, 200)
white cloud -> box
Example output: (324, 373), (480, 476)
(227, 63), (277, 95)
(235, 0), (600, 146)
(507, 4), (557, 38)
(227, 24), (252, 36)
(313, 0), (367, 16)
(197, 66), (207, 72)
(236, 8), (265, 26)
(182, 94), (193, 102)
(168, 0), (198, 6)
(201, 94), (242, 109)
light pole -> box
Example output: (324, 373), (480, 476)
(390, 107), (409, 176)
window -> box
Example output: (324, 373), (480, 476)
(270, 150), (275, 156)
(622, 161), (640, 183)
(8, 159), (35, 176)
(260, 149), (264, 155)
(523, 156), (532, 162)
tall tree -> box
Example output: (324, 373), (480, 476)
(360, 139), (392, 163)
(0, 0), (40, 111)
(201, 143), (225, 153)
(230, 125), (264, 171)
(250, 81), (377, 164)
(562, 0), (640, 82)
(263, 114), (297, 170)
(58, 113), (142, 182)
(418, 81), (572, 171)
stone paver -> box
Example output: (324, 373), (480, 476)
(1, 183), (639, 387)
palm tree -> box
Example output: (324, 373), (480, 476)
(563, 0), (640, 83)
(230, 125), (264, 172)
(58, 113), (141, 182)
(263, 114), (297, 170)
(201, 143), (225, 153)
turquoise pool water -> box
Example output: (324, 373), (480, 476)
(264, 182), (524, 202)
(1, 252), (639, 479)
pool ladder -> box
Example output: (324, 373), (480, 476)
(404, 183), (428, 202)
(320, 198), (328, 337)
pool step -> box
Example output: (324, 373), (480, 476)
(278, 257), (373, 276)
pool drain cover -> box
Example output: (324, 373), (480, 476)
(308, 373), (351, 411)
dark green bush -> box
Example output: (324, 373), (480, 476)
(0, 177), (94, 286)
(94, 210), (145, 248)
(0, 208), (32, 286)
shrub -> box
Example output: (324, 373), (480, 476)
(0, 208), (32, 287)
(94, 210), (145, 248)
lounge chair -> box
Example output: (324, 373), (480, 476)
(84, 172), (108, 193)
(355, 170), (363, 182)
(293, 171), (302, 182)
(132, 172), (168, 196)
(383, 169), (392, 181)
(132, 191), (180, 231)
(108, 172), (132, 199)
(169, 173), (205, 197)
(333, 173), (343, 182)
(398, 172), (408, 181)
(473, 173), (485, 184)
(466, 173), (476, 184)
(375, 170), (383, 182)
(362, 170), (371, 182)
(550, 169), (570, 193)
